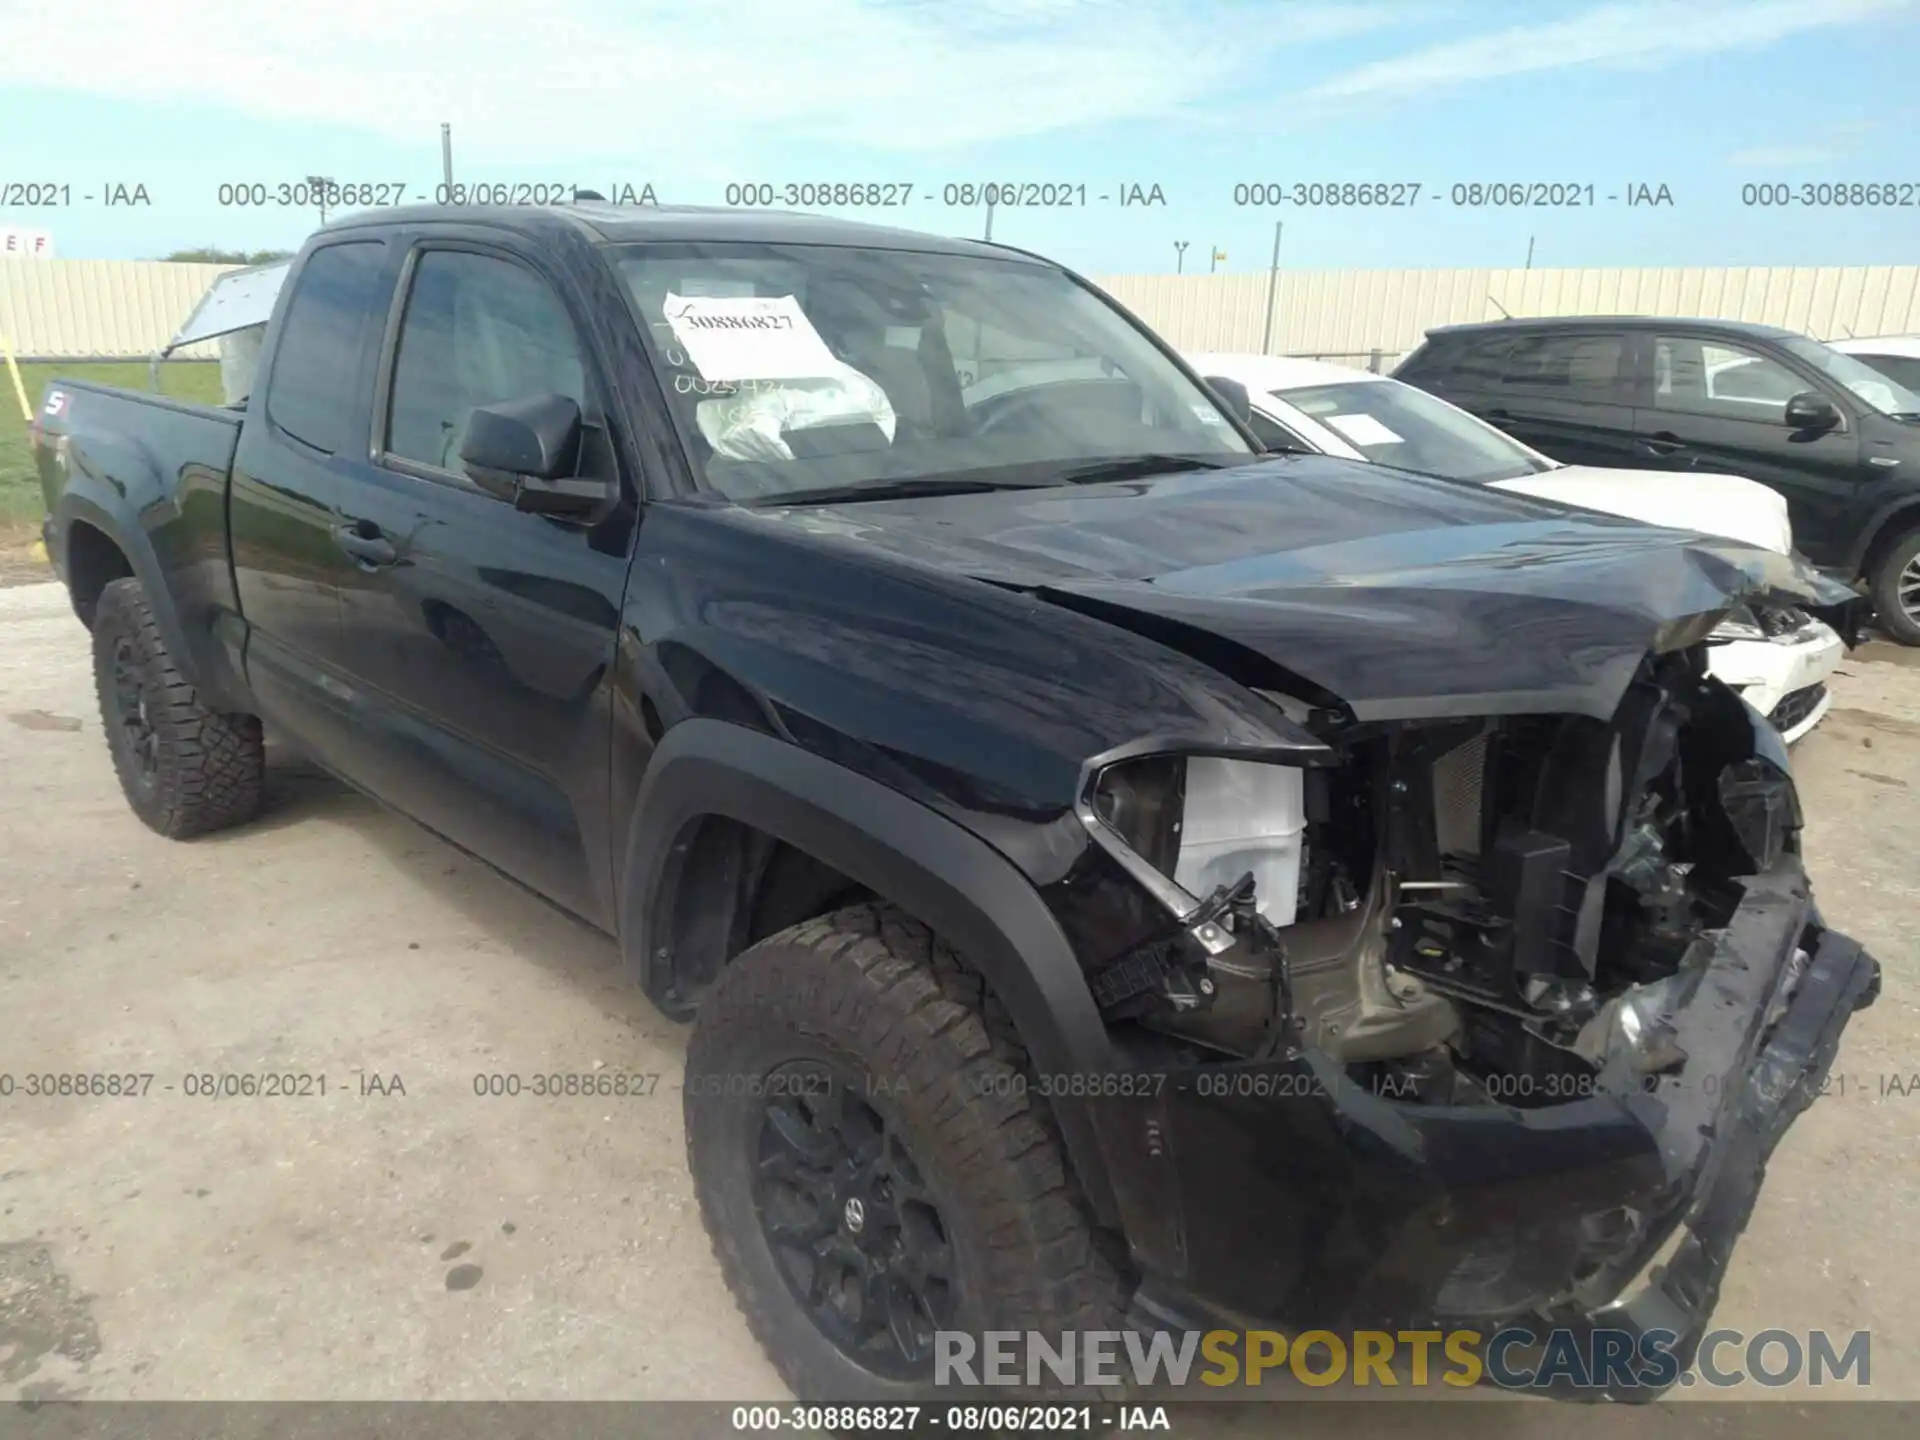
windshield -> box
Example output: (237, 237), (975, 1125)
(612, 242), (1253, 501)
(1849, 351), (1920, 394)
(1780, 335), (1920, 416)
(1274, 379), (1554, 483)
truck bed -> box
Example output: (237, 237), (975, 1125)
(34, 379), (243, 522)
(32, 377), (250, 705)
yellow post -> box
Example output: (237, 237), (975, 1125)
(1, 330), (30, 423)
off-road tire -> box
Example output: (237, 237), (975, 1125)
(1869, 527), (1920, 646)
(91, 577), (265, 838)
(685, 902), (1127, 1403)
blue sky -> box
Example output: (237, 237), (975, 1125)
(3, 0), (1918, 275)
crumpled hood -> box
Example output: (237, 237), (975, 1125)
(1491, 464), (1794, 555)
(764, 454), (1862, 721)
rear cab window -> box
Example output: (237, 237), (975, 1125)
(263, 240), (391, 454)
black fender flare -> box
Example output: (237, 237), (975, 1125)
(52, 492), (204, 691)
(618, 717), (1123, 1226)
(1845, 492), (1920, 577)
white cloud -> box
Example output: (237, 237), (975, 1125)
(0, 0), (1410, 164)
(1300, 0), (1918, 103)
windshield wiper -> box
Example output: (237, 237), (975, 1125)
(1048, 453), (1243, 485)
(755, 475), (1061, 507)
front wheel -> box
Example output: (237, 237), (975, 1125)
(90, 577), (265, 838)
(684, 903), (1125, 1403)
(1869, 527), (1920, 646)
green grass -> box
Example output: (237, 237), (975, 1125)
(0, 360), (224, 529)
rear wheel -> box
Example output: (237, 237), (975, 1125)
(684, 903), (1125, 1402)
(90, 577), (265, 838)
(1869, 527), (1920, 646)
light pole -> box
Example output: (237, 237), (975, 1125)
(441, 123), (454, 197)
(307, 174), (334, 225)
(984, 194), (995, 242)
(1173, 240), (1188, 274)
(1209, 246), (1225, 275)
(1260, 221), (1283, 354)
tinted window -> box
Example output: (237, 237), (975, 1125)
(1854, 352), (1920, 394)
(385, 250), (588, 471)
(1653, 336), (1803, 421)
(1247, 409), (1311, 452)
(1498, 332), (1629, 401)
(265, 241), (388, 454)
(1391, 341), (1442, 383)
(1440, 333), (1516, 389)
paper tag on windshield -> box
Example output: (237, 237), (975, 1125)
(1323, 412), (1404, 446)
(663, 293), (841, 381)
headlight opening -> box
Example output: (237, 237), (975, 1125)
(1085, 754), (1309, 929)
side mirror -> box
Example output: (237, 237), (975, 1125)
(459, 393), (611, 515)
(1204, 375), (1254, 426)
(1783, 391), (1840, 431)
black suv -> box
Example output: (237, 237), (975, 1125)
(1395, 316), (1920, 644)
(32, 208), (1879, 1402)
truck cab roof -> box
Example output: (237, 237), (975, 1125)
(317, 201), (1030, 262)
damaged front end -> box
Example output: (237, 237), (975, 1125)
(1071, 639), (1880, 1398)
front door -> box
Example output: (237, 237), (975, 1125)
(1631, 333), (1863, 566)
(322, 242), (636, 923)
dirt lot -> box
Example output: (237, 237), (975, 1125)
(3, 573), (1919, 1416)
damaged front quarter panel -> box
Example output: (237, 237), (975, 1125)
(1060, 623), (1879, 1400)
(746, 465), (1878, 1396)
(1045, 523), (1870, 726)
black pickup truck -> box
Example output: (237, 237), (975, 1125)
(33, 204), (1881, 1403)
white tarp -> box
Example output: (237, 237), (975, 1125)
(163, 260), (291, 354)
(216, 328), (266, 407)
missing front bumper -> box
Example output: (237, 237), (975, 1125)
(1520, 918), (1880, 1401)
(1109, 865), (1881, 1401)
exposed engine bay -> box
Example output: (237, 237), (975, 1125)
(1081, 642), (1806, 1109)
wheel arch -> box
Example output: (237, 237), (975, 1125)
(52, 495), (210, 697)
(1849, 495), (1920, 580)
(618, 717), (1123, 1227)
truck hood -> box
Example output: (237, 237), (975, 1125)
(767, 454), (1860, 722)
(1490, 465), (1793, 555)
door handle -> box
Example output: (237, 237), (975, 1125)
(332, 522), (398, 568)
(1640, 432), (1688, 457)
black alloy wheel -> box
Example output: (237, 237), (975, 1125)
(110, 630), (162, 792)
(753, 1060), (957, 1380)
(684, 903), (1127, 1404)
